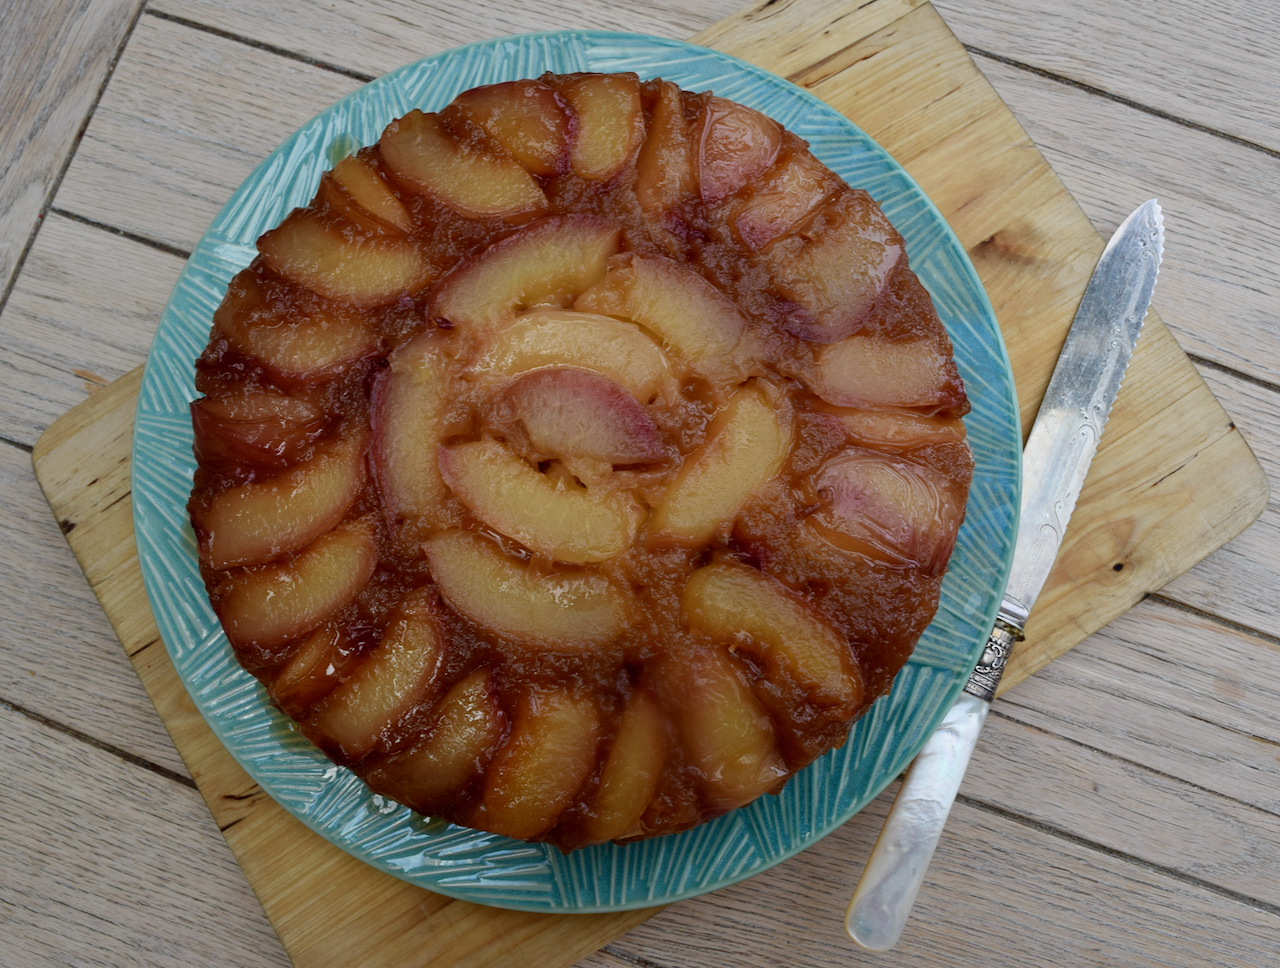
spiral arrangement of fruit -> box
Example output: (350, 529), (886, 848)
(187, 72), (974, 851)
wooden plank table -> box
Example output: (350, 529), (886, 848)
(4, 1), (1280, 965)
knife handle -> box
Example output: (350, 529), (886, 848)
(844, 622), (1017, 950)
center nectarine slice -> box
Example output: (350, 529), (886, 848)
(491, 367), (665, 466)
(477, 310), (677, 405)
(574, 252), (754, 384)
(424, 529), (630, 647)
(650, 384), (791, 545)
(438, 438), (642, 563)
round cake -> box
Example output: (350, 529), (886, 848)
(188, 72), (974, 851)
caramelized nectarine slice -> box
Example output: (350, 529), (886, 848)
(474, 683), (604, 840)
(214, 517), (378, 651)
(441, 79), (573, 177)
(372, 331), (453, 525)
(574, 252), (752, 383)
(679, 647), (786, 811)
(651, 384), (791, 545)
(269, 621), (351, 717)
(194, 429), (367, 569)
(478, 310), (677, 404)
(812, 334), (962, 412)
(579, 688), (666, 844)
(557, 73), (643, 181)
(258, 209), (435, 307)
(430, 215), (622, 338)
(329, 154), (414, 233)
(763, 189), (902, 343)
(379, 109), (547, 221)
(190, 392), (327, 469)
(306, 587), (445, 762)
(696, 95), (783, 205)
(493, 367), (665, 465)
(635, 79), (696, 218)
(833, 407), (968, 452)
(729, 147), (839, 250)
(363, 669), (506, 812)
(424, 530), (629, 646)
(808, 449), (966, 574)
(683, 561), (862, 711)
(438, 438), (642, 563)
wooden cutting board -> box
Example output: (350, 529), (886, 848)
(32, 0), (1269, 965)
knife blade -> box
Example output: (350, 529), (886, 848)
(845, 198), (1165, 951)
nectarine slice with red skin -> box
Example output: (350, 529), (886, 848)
(363, 669), (506, 812)
(834, 408), (968, 452)
(438, 438), (642, 563)
(474, 683), (604, 841)
(424, 529), (630, 647)
(492, 367), (665, 466)
(729, 147), (840, 250)
(194, 428), (368, 570)
(578, 688), (666, 844)
(477, 310), (678, 405)
(328, 154), (414, 233)
(807, 449), (967, 574)
(371, 331), (454, 527)
(574, 252), (753, 384)
(811, 334), (964, 413)
(257, 209), (435, 308)
(696, 95), (783, 205)
(556, 73), (643, 181)
(213, 517), (378, 651)
(190, 392), (327, 469)
(650, 384), (792, 545)
(441, 79), (574, 177)
(762, 189), (902, 343)
(682, 561), (863, 712)
(306, 587), (445, 763)
(430, 215), (622, 339)
(379, 109), (547, 221)
(678, 647), (787, 812)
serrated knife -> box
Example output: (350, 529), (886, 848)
(845, 199), (1165, 951)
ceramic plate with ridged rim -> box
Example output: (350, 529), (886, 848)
(132, 30), (1020, 912)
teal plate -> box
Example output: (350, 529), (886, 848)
(132, 31), (1020, 912)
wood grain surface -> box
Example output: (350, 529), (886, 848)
(4, 0), (1280, 966)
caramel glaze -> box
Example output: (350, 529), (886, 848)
(188, 73), (974, 851)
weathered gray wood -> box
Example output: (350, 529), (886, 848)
(973, 56), (1280, 390)
(147, 0), (747, 76)
(936, 0), (1280, 154)
(0, 0), (141, 295)
(55, 14), (361, 253)
(0, 441), (186, 774)
(0, 213), (184, 447)
(0, 701), (289, 968)
(999, 598), (1280, 814)
(605, 786), (1280, 967)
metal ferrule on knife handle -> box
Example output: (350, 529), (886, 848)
(963, 615), (1021, 704)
